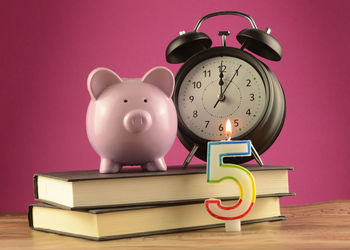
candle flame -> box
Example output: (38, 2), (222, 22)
(225, 119), (232, 139)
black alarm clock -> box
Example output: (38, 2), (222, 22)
(166, 11), (286, 166)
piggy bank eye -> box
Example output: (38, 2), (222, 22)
(124, 99), (128, 103)
(144, 99), (148, 103)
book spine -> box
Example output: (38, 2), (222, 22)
(28, 205), (34, 228)
(33, 175), (39, 199)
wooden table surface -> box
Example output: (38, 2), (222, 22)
(1, 200), (350, 249)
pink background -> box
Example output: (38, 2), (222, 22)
(1, 0), (349, 212)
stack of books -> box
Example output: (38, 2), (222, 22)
(28, 164), (294, 240)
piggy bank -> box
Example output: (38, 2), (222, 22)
(86, 66), (178, 173)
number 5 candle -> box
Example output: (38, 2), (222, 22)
(205, 120), (256, 232)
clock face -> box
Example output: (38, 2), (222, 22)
(178, 56), (267, 141)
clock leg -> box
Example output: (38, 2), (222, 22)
(250, 143), (264, 167)
(142, 158), (167, 171)
(182, 144), (199, 168)
(99, 158), (122, 173)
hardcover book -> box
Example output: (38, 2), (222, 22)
(34, 164), (293, 209)
(29, 193), (294, 241)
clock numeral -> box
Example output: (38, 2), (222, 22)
(218, 65), (226, 73)
(246, 79), (251, 87)
(246, 109), (251, 116)
(250, 93), (255, 101)
(193, 110), (198, 118)
(192, 81), (202, 89)
(218, 120), (238, 132)
(205, 120), (210, 128)
(203, 70), (211, 78)
(189, 95), (194, 103)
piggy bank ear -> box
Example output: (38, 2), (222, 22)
(141, 66), (174, 97)
(87, 68), (122, 100)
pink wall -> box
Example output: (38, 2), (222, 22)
(1, 0), (349, 212)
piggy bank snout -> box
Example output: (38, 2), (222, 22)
(123, 110), (152, 133)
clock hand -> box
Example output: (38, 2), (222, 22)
(213, 65), (241, 108)
(218, 61), (225, 101)
(222, 65), (241, 95)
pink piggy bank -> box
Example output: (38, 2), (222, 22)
(86, 66), (177, 173)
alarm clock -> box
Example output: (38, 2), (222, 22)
(165, 11), (286, 165)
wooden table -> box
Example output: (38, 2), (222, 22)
(1, 200), (350, 249)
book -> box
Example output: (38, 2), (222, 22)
(34, 164), (292, 209)
(28, 193), (293, 241)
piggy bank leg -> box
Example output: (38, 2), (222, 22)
(142, 157), (167, 171)
(99, 158), (122, 173)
